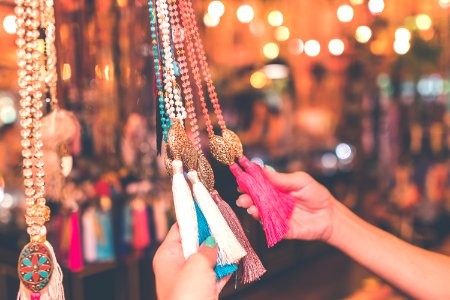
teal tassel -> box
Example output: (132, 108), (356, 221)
(194, 202), (238, 280)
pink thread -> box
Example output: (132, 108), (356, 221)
(229, 163), (288, 247)
(239, 156), (295, 220)
(68, 211), (83, 272)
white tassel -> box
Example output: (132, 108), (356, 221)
(187, 171), (246, 265)
(17, 241), (65, 300)
(172, 160), (199, 258)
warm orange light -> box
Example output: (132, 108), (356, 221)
(288, 39), (304, 55)
(328, 39), (345, 56)
(267, 10), (283, 27)
(304, 40), (320, 57)
(3, 15), (16, 34)
(250, 71), (268, 89)
(274, 26), (290, 41)
(208, 1), (225, 18)
(415, 14), (432, 30)
(263, 42), (279, 59)
(355, 26), (372, 43)
(204, 13), (220, 27)
(237, 5), (254, 23)
(337, 5), (354, 23)
(62, 64), (72, 81)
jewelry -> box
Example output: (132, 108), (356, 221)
(16, 0), (65, 298)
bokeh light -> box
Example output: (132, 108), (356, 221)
(267, 10), (283, 27)
(3, 15), (16, 34)
(328, 39), (345, 56)
(250, 71), (268, 89)
(395, 27), (411, 41)
(288, 39), (304, 55)
(249, 20), (265, 37)
(337, 5), (354, 23)
(355, 26), (372, 43)
(208, 1), (225, 18)
(439, 0), (450, 8)
(237, 5), (254, 23)
(204, 13), (220, 27)
(304, 40), (320, 57)
(368, 0), (384, 15)
(263, 42), (279, 59)
(274, 26), (290, 41)
(415, 14), (432, 30)
(350, 0), (364, 4)
(393, 40), (411, 55)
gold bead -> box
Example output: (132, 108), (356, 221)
(222, 129), (243, 159)
(198, 154), (215, 192)
(209, 135), (235, 165)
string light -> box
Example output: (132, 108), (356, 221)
(328, 39), (345, 56)
(263, 42), (279, 59)
(439, 0), (450, 8)
(288, 39), (304, 55)
(237, 4), (254, 23)
(393, 40), (410, 55)
(355, 26), (372, 43)
(267, 10), (283, 27)
(249, 20), (265, 37)
(368, 0), (384, 15)
(250, 71), (268, 89)
(395, 27), (411, 42)
(208, 1), (225, 18)
(415, 14), (432, 30)
(274, 26), (290, 41)
(350, 0), (364, 4)
(337, 5), (354, 23)
(62, 63), (72, 80)
(304, 40), (320, 57)
(204, 13), (220, 27)
(2, 15), (16, 34)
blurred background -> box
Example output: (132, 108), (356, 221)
(0, 0), (449, 299)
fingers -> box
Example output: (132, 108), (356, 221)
(264, 168), (313, 192)
(217, 275), (232, 292)
(163, 223), (181, 244)
(236, 194), (260, 220)
(186, 236), (218, 269)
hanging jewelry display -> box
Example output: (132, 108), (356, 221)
(178, 0), (295, 247)
(15, 0), (65, 299)
(168, 0), (265, 282)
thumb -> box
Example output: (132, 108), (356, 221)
(264, 168), (314, 192)
(185, 236), (218, 269)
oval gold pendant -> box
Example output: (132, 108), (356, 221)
(18, 242), (53, 292)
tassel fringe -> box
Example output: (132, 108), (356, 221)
(211, 191), (266, 283)
(188, 171), (246, 265)
(229, 163), (289, 247)
(172, 160), (199, 258)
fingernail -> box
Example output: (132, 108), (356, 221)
(237, 187), (242, 193)
(205, 236), (216, 248)
(247, 208), (252, 215)
(265, 165), (275, 171)
(236, 200), (241, 207)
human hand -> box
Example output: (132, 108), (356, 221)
(153, 224), (230, 300)
(237, 169), (335, 242)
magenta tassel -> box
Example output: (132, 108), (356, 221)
(68, 211), (83, 272)
(229, 163), (288, 247)
(211, 190), (266, 283)
(31, 293), (40, 300)
(238, 156), (295, 220)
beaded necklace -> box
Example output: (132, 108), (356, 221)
(15, 0), (65, 299)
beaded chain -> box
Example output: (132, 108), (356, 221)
(167, 0), (202, 153)
(15, 0), (50, 242)
(149, 0), (170, 141)
(155, 0), (186, 122)
(42, 0), (58, 109)
(179, 0), (226, 131)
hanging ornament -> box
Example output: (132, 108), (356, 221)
(178, 0), (294, 247)
(15, 0), (65, 298)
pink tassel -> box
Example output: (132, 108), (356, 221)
(68, 211), (83, 271)
(238, 156), (295, 220)
(132, 201), (151, 254)
(211, 190), (266, 283)
(229, 163), (288, 247)
(31, 292), (40, 300)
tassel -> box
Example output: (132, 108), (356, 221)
(194, 201), (238, 280)
(18, 241), (65, 300)
(132, 199), (151, 254)
(238, 156), (295, 220)
(187, 171), (246, 265)
(172, 160), (199, 258)
(229, 163), (288, 247)
(68, 211), (83, 272)
(211, 190), (266, 283)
